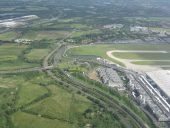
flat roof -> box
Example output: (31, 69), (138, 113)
(147, 70), (170, 97)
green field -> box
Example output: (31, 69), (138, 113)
(132, 61), (170, 65)
(26, 49), (49, 62)
(68, 44), (170, 66)
(71, 29), (101, 38)
(11, 112), (71, 128)
(113, 52), (170, 60)
(25, 85), (91, 121)
(0, 44), (27, 56)
(0, 61), (39, 71)
(22, 31), (69, 40)
(16, 83), (48, 108)
(0, 31), (18, 41)
(0, 75), (25, 88)
(0, 55), (17, 62)
(0, 72), (129, 128)
(0, 44), (40, 70)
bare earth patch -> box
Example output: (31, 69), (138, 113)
(88, 70), (100, 82)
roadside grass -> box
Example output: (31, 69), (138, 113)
(11, 112), (71, 128)
(0, 31), (18, 41)
(26, 49), (49, 62)
(25, 85), (91, 120)
(16, 83), (48, 108)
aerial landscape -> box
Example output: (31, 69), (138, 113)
(0, 0), (170, 128)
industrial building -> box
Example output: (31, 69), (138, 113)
(97, 67), (125, 90)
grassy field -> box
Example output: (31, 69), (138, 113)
(7, 72), (126, 128)
(26, 49), (49, 62)
(0, 31), (19, 41)
(0, 87), (16, 127)
(16, 83), (48, 108)
(25, 85), (91, 121)
(0, 75), (25, 88)
(0, 61), (39, 71)
(113, 52), (170, 60)
(0, 55), (17, 62)
(70, 29), (101, 38)
(0, 44), (27, 56)
(0, 44), (41, 70)
(22, 31), (69, 40)
(11, 112), (71, 128)
(132, 61), (170, 65)
(67, 44), (170, 66)
(58, 17), (82, 23)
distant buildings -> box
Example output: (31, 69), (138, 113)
(103, 24), (123, 29)
(0, 15), (38, 28)
(128, 74), (170, 121)
(14, 39), (32, 44)
(130, 26), (149, 33)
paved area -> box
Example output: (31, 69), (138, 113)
(106, 50), (169, 72)
(147, 70), (170, 98)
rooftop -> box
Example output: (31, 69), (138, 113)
(147, 70), (170, 98)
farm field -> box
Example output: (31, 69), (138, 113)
(25, 85), (91, 121)
(0, 31), (19, 41)
(0, 44), (40, 70)
(0, 75), (25, 88)
(11, 112), (71, 128)
(16, 83), (48, 108)
(26, 49), (49, 62)
(0, 61), (39, 71)
(2, 72), (125, 128)
(22, 31), (69, 40)
(70, 29), (101, 38)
